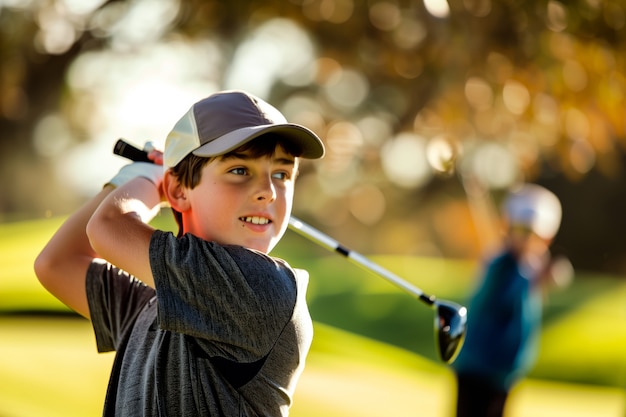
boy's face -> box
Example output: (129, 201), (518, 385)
(181, 145), (299, 253)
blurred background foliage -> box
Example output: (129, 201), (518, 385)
(3, 0), (626, 273)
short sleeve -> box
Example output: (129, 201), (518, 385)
(149, 231), (298, 361)
(86, 260), (156, 353)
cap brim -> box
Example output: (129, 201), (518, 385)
(192, 124), (325, 159)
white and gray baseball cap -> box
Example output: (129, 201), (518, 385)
(502, 183), (562, 240)
(164, 90), (325, 168)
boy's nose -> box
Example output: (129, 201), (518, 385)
(255, 176), (276, 201)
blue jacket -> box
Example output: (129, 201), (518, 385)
(452, 251), (542, 389)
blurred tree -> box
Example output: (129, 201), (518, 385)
(2, 0), (626, 273)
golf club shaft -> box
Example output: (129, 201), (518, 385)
(288, 217), (436, 306)
(113, 139), (437, 307)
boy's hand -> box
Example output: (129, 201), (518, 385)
(143, 141), (164, 166)
(106, 142), (164, 188)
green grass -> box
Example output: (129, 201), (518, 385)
(0, 218), (70, 312)
(2, 215), (626, 416)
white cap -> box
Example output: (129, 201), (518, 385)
(502, 184), (562, 240)
(164, 90), (325, 168)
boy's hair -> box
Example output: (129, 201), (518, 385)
(168, 135), (303, 237)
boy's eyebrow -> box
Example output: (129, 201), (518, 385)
(274, 157), (297, 166)
(221, 152), (297, 166)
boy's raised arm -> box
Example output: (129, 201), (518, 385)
(86, 176), (161, 288)
(35, 156), (164, 318)
(34, 186), (115, 318)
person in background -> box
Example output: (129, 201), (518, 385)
(452, 183), (573, 417)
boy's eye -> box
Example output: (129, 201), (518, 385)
(229, 167), (247, 176)
(272, 172), (289, 180)
(227, 166), (292, 180)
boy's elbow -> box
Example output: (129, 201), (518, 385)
(33, 251), (46, 283)
(34, 249), (58, 290)
(85, 215), (102, 254)
(86, 212), (114, 256)
(34, 245), (77, 291)
(34, 242), (92, 318)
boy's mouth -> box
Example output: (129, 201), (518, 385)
(240, 216), (271, 225)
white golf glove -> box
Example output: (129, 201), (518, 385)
(105, 142), (163, 188)
(105, 162), (163, 188)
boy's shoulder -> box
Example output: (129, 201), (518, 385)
(151, 230), (297, 276)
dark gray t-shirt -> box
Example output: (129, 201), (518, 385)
(86, 230), (313, 417)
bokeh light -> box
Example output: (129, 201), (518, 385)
(467, 142), (518, 189)
(502, 80), (530, 116)
(317, 120), (363, 194)
(547, 0), (568, 32)
(226, 19), (317, 96)
(465, 77), (494, 111)
(34, 7), (76, 54)
(392, 17), (427, 50)
(563, 59), (588, 92)
(52, 39), (223, 194)
(423, 0), (450, 18)
(322, 67), (369, 111)
(426, 135), (458, 175)
(381, 133), (431, 188)
(569, 139), (595, 175)
(369, 1), (401, 31)
(349, 183), (386, 225)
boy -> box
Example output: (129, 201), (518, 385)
(34, 90), (325, 416)
(452, 183), (571, 417)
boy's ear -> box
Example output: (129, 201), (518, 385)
(163, 171), (190, 212)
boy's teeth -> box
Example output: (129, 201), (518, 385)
(243, 216), (269, 225)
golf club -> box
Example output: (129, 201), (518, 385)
(287, 217), (466, 363)
(113, 138), (467, 363)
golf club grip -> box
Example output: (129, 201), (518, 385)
(113, 139), (152, 163)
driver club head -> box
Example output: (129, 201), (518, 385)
(434, 300), (467, 363)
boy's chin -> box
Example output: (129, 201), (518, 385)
(233, 236), (277, 254)
(217, 228), (285, 253)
